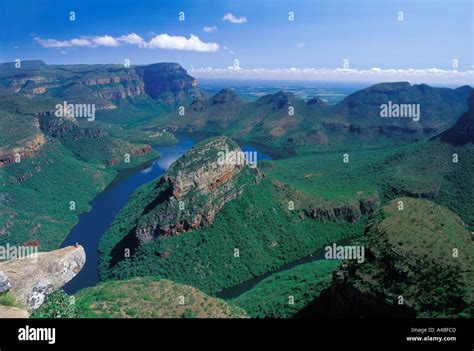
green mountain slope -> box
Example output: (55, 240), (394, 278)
(332, 198), (474, 318)
(75, 277), (247, 318)
(232, 260), (340, 318)
(149, 82), (471, 154)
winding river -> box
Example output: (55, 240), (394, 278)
(60, 135), (342, 299)
(60, 135), (273, 294)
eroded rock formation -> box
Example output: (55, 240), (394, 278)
(0, 245), (85, 311)
(135, 136), (259, 242)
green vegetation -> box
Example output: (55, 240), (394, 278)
(74, 277), (247, 318)
(0, 94), (164, 250)
(147, 83), (471, 155)
(345, 198), (474, 317)
(100, 173), (366, 294)
(0, 142), (115, 250)
(232, 260), (340, 318)
(1, 63), (472, 319)
(376, 140), (474, 229)
(0, 291), (21, 308)
(31, 290), (77, 318)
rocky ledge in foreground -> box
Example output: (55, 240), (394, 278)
(135, 136), (262, 242)
(0, 245), (85, 312)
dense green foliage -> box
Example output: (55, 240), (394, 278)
(74, 277), (247, 318)
(0, 291), (20, 308)
(31, 290), (77, 318)
(376, 140), (474, 228)
(346, 198), (474, 317)
(232, 260), (340, 318)
(100, 172), (366, 293)
(0, 142), (115, 249)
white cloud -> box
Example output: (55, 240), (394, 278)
(117, 33), (145, 45)
(297, 42), (305, 47)
(189, 66), (474, 84)
(69, 38), (93, 46)
(34, 37), (73, 48)
(143, 34), (219, 52)
(202, 26), (218, 33)
(35, 33), (219, 52)
(222, 13), (247, 24)
(91, 35), (120, 47)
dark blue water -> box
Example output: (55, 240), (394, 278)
(240, 145), (273, 161)
(61, 136), (196, 293)
(61, 136), (273, 294)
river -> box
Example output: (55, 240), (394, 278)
(61, 134), (344, 298)
(60, 135), (273, 294)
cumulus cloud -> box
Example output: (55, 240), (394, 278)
(202, 26), (218, 33)
(143, 34), (219, 51)
(34, 38), (73, 48)
(35, 33), (219, 52)
(117, 33), (145, 45)
(91, 35), (120, 47)
(189, 66), (474, 84)
(222, 13), (247, 24)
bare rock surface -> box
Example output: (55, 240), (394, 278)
(0, 305), (30, 318)
(0, 245), (85, 310)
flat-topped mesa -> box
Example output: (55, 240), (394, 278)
(137, 62), (201, 105)
(0, 60), (201, 106)
(135, 136), (257, 242)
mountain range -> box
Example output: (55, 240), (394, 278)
(0, 60), (473, 319)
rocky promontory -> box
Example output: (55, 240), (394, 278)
(0, 245), (85, 313)
(135, 136), (259, 242)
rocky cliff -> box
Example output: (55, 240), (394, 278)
(0, 60), (201, 107)
(135, 136), (258, 242)
(137, 63), (201, 106)
(0, 245), (85, 312)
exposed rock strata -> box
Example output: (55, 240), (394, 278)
(135, 137), (258, 242)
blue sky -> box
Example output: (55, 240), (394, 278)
(1, 0), (473, 83)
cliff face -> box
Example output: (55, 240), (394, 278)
(303, 197), (380, 222)
(0, 132), (46, 167)
(0, 245), (85, 312)
(137, 63), (201, 106)
(135, 136), (258, 242)
(0, 60), (201, 107)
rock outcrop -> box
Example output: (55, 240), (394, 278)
(135, 136), (258, 242)
(137, 63), (201, 105)
(0, 245), (85, 311)
(0, 271), (11, 293)
(303, 197), (380, 222)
